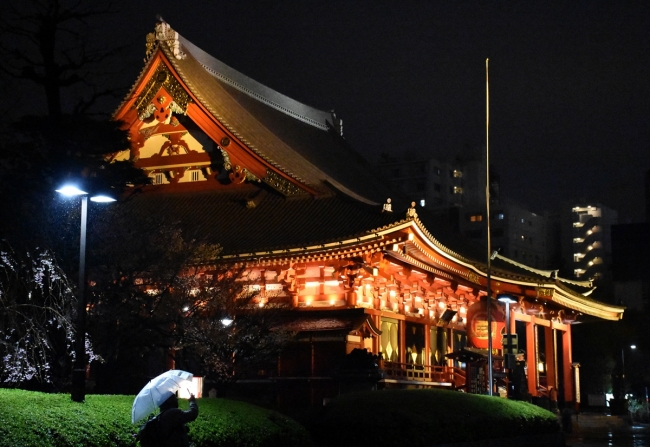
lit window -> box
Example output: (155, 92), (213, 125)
(153, 173), (164, 185)
(453, 170), (463, 178)
(420, 199), (426, 207)
(497, 213), (505, 220)
(469, 214), (483, 222)
(453, 186), (463, 194)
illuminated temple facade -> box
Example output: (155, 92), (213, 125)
(112, 21), (624, 407)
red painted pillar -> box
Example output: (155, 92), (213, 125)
(424, 323), (431, 367)
(526, 319), (537, 396)
(545, 326), (557, 392)
(399, 319), (406, 364)
(562, 325), (574, 404)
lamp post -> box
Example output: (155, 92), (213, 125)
(498, 294), (517, 398)
(56, 185), (115, 402)
(621, 344), (636, 397)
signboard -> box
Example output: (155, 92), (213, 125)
(468, 364), (487, 394)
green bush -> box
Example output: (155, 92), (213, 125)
(0, 389), (311, 447)
(304, 389), (560, 447)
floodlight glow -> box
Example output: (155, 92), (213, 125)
(221, 317), (233, 327)
(56, 185), (87, 196)
(90, 195), (116, 203)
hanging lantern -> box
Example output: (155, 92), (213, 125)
(466, 298), (505, 349)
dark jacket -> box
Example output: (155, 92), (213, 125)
(158, 396), (199, 447)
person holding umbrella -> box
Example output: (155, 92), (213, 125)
(157, 392), (199, 447)
(132, 370), (199, 447)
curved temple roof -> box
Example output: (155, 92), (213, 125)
(118, 21), (391, 205)
(114, 21), (624, 323)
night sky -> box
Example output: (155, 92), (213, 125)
(14, 1), (650, 221)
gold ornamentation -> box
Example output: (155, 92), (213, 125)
(154, 21), (186, 60)
(244, 169), (259, 182)
(134, 64), (191, 120)
(145, 32), (157, 59)
(262, 169), (304, 196)
(218, 146), (232, 171)
(407, 201), (418, 219)
(537, 287), (554, 298)
(466, 272), (481, 285)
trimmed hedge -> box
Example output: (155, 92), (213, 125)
(304, 389), (560, 447)
(0, 389), (311, 447)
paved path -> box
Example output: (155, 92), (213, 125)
(565, 413), (650, 446)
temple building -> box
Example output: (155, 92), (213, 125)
(111, 21), (624, 407)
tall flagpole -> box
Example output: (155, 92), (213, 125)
(486, 58), (494, 396)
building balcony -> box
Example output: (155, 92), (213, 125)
(380, 361), (466, 389)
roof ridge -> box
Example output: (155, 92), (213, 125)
(177, 34), (334, 131)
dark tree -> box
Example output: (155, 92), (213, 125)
(87, 210), (292, 394)
(0, 0), (128, 117)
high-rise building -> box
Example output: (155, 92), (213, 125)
(561, 204), (618, 302)
(376, 155), (473, 210)
(378, 155), (550, 269)
(460, 202), (548, 269)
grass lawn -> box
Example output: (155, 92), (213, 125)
(0, 389), (311, 447)
(303, 388), (561, 447)
(0, 388), (559, 447)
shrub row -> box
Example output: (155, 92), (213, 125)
(303, 388), (560, 447)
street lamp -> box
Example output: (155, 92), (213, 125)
(498, 294), (517, 398)
(56, 185), (115, 402)
(622, 344), (636, 389)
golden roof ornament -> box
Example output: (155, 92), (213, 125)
(382, 198), (392, 213)
(145, 20), (186, 60)
(406, 201), (418, 219)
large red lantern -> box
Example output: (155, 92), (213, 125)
(466, 298), (505, 349)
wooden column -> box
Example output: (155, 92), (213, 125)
(562, 325), (574, 404)
(424, 323), (431, 366)
(374, 314), (381, 356)
(545, 326), (557, 391)
(399, 320), (406, 364)
(526, 319), (537, 396)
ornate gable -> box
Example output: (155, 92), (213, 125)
(113, 25), (313, 197)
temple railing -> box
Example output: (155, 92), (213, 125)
(381, 361), (466, 389)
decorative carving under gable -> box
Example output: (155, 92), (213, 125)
(262, 169), (304, 196)
(229, 165), (259, 184)
(218, 146), (232, 171)
(134, 64), (191, 120)
(217, 146), (259, 184)
(159, 132), (191, 155)
(145, 21), (186, 60)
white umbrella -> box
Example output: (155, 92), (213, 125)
(132, 370), (193, 423)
